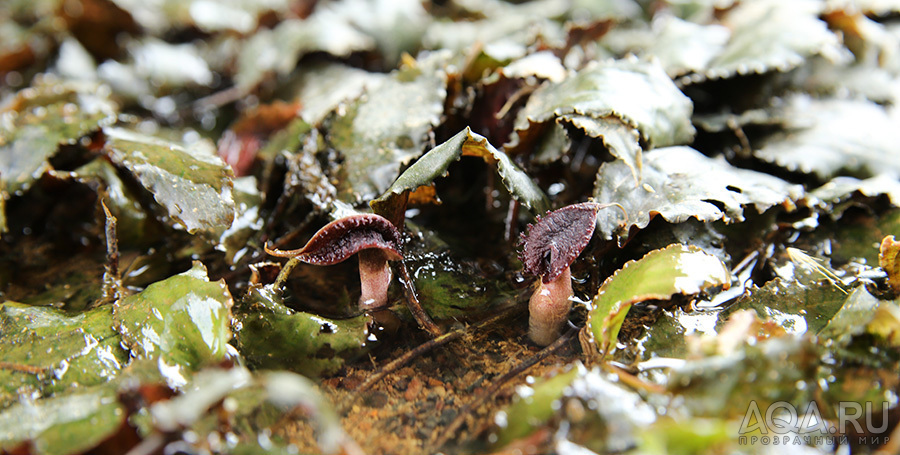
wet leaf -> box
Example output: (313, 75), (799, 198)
(697, 0), (844, 80)
(370, 127), (549, 220)
(584, 244), (730, 359)
(112, 262), (234, 379)
(754, 95), (900, 179)
(509, 58), (695, 167)
(495, 363), (656, 452)
(404, 240), (522, 320)
(323, 0), (430, 65)
(0, 302), (128, 408)
(722, 275), (848, 336)
(0, 386), (124, 455)
(103, 126), (235, 236)
(594, 146), (803, 244)
(812, 174), (900, 208)
(422, 0), (568, 54)
(644, 16), (730, 77)
(0, 79), (117, 195)
(325, 53), (447, 203)
(233, 285), (372, 378)
(559, 114), (642, 181)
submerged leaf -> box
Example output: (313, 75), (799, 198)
(594, 146), (802, 244)
(370, 127), (550, 219)
(583, 244), (730, 359)
(103, 126), (235, 236)
(754, 95), (900, 179)
(113, 262), (234, 379)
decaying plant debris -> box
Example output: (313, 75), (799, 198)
(2, 1), (900, 454)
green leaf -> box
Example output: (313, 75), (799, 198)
(370, 127), (550, 219)
(509, 58), (694, 155)
(0, 80), (117, 195)
(103, 126), (235, 236)
(584, 244), (730, 359)
(0, 386), (124, 455)
(594, 146), (803, 244)
(218, 176), (263, 265)
(233, 285), (372, 378)
(0, 302), (128, 408)
(754, 95), (900, 179)
(113, 262), (234, 376)
(324, 54), (447, 203)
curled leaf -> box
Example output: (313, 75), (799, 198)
(370, 127), (550, 220)
(0, 79), (117, 195)
(583, 244), (730, 359)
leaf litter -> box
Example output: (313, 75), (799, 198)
(2, 1), (900, 454)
